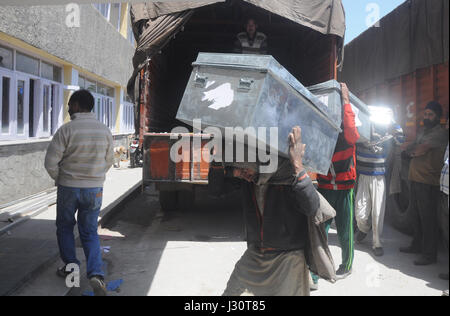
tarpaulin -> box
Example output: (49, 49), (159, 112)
(136, 0), (345, 37)
(127, 0), (346, 100)
(340, 0), (449, 94)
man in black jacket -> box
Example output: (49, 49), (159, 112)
(223, 127), (320, 296)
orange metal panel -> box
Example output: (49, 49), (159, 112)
(175, 147), (191, 180)
(149, 140), (170, 180)
(192, 140), (212, 181)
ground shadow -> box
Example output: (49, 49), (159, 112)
(67, 186), (246, 296)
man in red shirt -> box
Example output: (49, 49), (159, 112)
(316, 83), (360, 281)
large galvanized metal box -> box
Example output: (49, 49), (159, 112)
(307, 80), (372, 143)
(176, 53), (342, 175)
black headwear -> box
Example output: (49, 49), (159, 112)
(425, 101), (443, 118)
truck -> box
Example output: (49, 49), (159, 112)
(340, 0), (449, 234)
(127, 0), (346, 211)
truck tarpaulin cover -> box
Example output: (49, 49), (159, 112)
(127, 0), (346, 100)
(340, 0), (449, 94)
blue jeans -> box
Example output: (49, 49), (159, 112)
(56, 185), (104, 278)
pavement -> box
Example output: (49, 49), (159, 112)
(47, 188), (450, 296)
(3, 176), (449, 296)
(312, 226), (449, 296)
(0, 161), (142, 296)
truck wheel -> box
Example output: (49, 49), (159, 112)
(130, 152), (136, 169)
(387, 179), (413, 236)
(177, 190), (196, 212)
(159, 191), (178, 212)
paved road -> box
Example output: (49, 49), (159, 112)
(64, 186), (448, 297)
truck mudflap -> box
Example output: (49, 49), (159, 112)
(143, 133), (213, 185)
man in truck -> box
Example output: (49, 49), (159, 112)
(45, 89), (114, 296)
(400, 101), (448, 266)
(222, 126), (321, 296)
(234, 17), (268, 55)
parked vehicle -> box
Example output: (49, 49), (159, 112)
(127, 0), (346, 211)
(129, 137), (143, 169)
(340, 0), (449, 234)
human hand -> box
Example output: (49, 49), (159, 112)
(288, 126), (306, 175)
(233, 168), (257, 183)
(341, 83), (350, 105)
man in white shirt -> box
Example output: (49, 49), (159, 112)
(45, 89), (114, 296)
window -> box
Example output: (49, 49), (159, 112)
(78, 76), (85, 90)
(97, 83), (108, 96)
(1, 74), (12, 134)
(93, 94), (115, 130)
(79, 76), (115, 98)
(42, 84), (50, 134)
(128, 15), (135, 45)
(107, 87), (115, 98)
(0, 45), (13, 70)
(122, 100), (134, 134)
(0, 44), (63, 140)
(41, 62), (62, 83)
(16, 80), (25, 135)
(94, 3), (123, 31)
(94, 3), (110, 20)
(110, 3), (121, 31)
(16, 52), (39, 77)
(51, 84), (60, 135)
(85, 77), (97, 93)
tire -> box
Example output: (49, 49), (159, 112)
(159, 190), (178, 212)
(177, 190), (196, 212)
(386, 155), (413, 236)
(136, 150), (143, 167)
(130, 152), (136, 169)
(387, 180), (413, 236)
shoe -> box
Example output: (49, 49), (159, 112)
(310, 282), (319, 292)
(399, 246), (421, 254)
(56, 265), (71, 278)
(438, 273), (449, 281)
(89, 275), (107, 296)
(356, 230), (367, 243)
(414, 257), (436, 266)
(373, 247), (384, 257)
(443, 290), (449, 297)
(335, 266), (352, 280)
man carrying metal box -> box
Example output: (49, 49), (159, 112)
(316, 83), (360, 280)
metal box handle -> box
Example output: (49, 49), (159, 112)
(194, 73), (208, 88)
(239, 78), (254, 91)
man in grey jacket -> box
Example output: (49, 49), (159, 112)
(45, 89), (114, 296)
